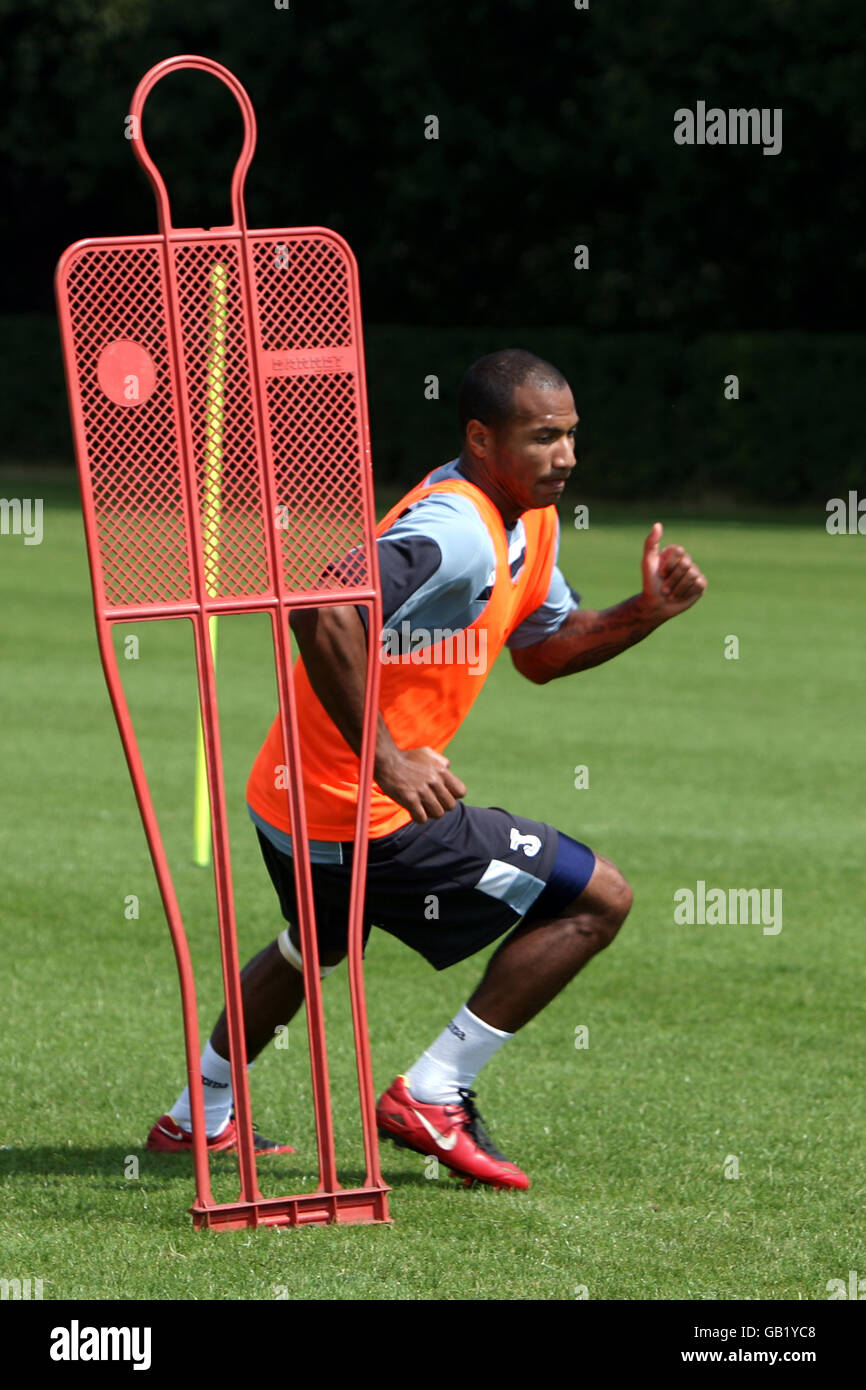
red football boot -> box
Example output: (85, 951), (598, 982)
(146, 1113), (295, 1155)
(376, 1076), (529, 1190)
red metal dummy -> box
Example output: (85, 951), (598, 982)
(55, 55), (390, 1228)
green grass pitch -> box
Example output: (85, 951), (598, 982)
(1, 472), (863, 1301)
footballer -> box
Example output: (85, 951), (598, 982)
(148, 348), (707, 1189)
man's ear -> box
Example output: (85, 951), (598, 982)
(464, 417), (492, 461)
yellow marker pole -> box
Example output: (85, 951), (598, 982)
(193, 262), (228, 866)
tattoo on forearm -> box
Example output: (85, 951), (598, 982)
(531, 596), (661, 679)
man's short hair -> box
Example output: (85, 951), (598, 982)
(457, 349), (569, 437)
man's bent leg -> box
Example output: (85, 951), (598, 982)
(377, 851), (631, 1190)
(466, 855), (632, 1033)
(402, 855), (629, 1107)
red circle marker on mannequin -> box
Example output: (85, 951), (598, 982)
(96, 339), (156, 406)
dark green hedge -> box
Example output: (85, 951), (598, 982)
(4, 314), (861, 503)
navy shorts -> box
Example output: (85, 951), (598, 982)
(254, 801), (596, 971)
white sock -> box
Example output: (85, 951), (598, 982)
(405, 1004), (513, 1104)
(169, 1040), (237, 1139)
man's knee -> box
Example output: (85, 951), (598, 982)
(560, 854), (633, 947)
(598, 856), (634, 929)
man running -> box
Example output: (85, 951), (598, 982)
(148, 348), (707, 1189)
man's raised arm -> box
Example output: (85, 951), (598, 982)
(511, 523), (707, 685)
